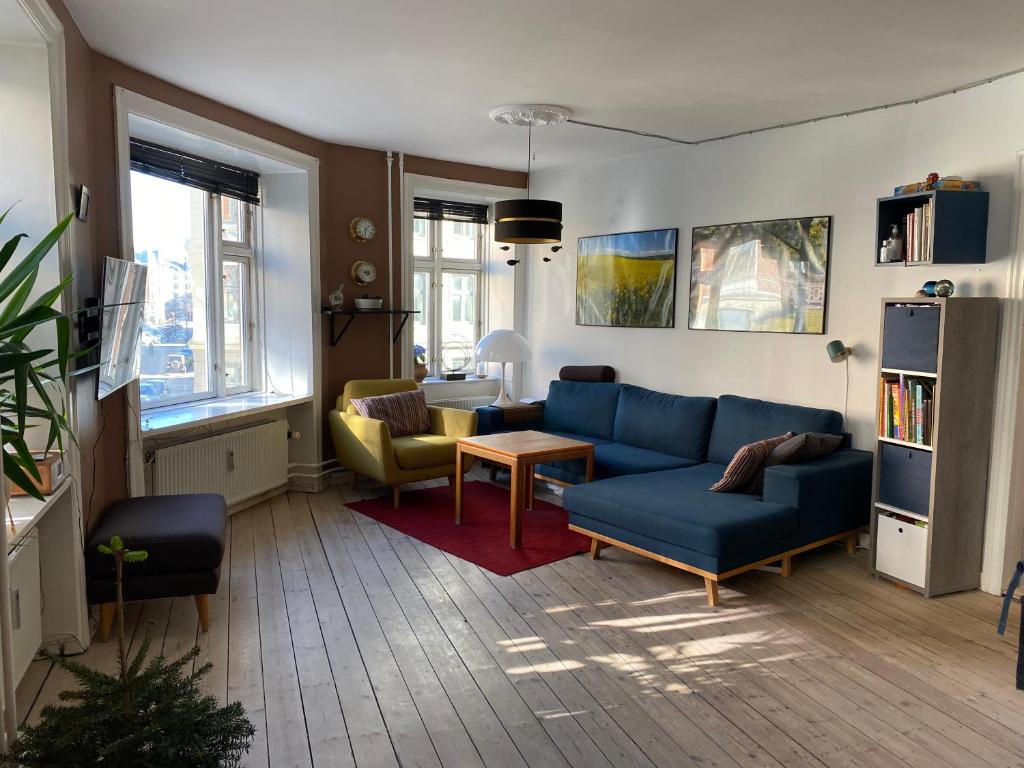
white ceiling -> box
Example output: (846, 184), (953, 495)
(0, 0), (43, 44)
(65, 0), (1024, 171)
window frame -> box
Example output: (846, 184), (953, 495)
(132, 173), (259, 411)
(413, 217), (485, 377)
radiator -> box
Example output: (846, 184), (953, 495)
(152, 420), (289, 506)
(428, 395), (493, 411)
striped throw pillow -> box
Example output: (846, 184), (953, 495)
(350, 389), (431, 437)
(709, 432), (794, 494)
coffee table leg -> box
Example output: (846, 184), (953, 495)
(455, 445), (464, 525)
(526, 464), (535, 511)
(585, 451), (595, 482)
(510, 461), (524, 549)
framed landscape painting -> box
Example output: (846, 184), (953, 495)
(576, 228), (678, 328)
(689, 216), (832, 334)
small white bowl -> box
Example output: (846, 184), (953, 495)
(354, 297), (383, 310)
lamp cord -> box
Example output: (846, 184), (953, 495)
(844, 356), (850, 432)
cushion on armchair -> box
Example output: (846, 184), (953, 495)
(351, 388), (431, 437)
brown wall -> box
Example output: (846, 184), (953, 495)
(47, 0), (525, 528)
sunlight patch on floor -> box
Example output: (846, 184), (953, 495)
(506, 660), (586, 675)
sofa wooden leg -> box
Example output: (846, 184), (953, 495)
(846, 532), (857, 555)
(97, 602), (116, 643)
(589, 538), (605, 560)
(704, 578), (720, 607)
(393, 486), (401, 509)
(780, 555), (792, 578)
(194, 593), (211, 633)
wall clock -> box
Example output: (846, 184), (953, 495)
(350, 216), (376, 242)
(351, 260), (377, 285)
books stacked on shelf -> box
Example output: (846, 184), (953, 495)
(879, 374), (934, 446)
(904, 200), (933, 263)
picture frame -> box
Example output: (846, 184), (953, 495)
(688, 215), (832, 334)
(575, 228), (679, 328)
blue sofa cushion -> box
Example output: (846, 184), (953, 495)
(596, 443), (697, 477)
(612, 385), (716, 461)
(542, 380), (622, 441)
(563, 464), (798, 557)
(708, 395), (843, 465)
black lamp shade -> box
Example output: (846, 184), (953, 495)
(494, 199), (562, 244)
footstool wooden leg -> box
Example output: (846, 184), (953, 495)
(97, 602), (116, 643)
(704, 578), (720, 607)
(846, 532), (857, 555)
(780, 555), (792, 578)
(194, 593), (211, 633)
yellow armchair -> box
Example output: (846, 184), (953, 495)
(328, 379), (477, 508)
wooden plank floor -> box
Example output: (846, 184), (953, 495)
(17, 470), (1024, 767)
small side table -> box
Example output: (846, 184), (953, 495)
(455, 430), (594, 548)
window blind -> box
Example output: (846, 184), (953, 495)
(413, 197), (488, 224)
(129, 138), (261, 205)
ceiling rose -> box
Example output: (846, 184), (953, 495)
(488, 104), (573, 128)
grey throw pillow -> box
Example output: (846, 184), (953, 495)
(770, 432), (844, 465)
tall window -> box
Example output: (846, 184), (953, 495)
(412, 198), (487, 377)
(131, 171), (256, 408)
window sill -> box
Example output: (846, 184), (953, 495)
(140, 392), (312, 437)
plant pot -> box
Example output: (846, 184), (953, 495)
(413, 363), (428, 383)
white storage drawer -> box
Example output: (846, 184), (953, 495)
(875, 513), (928, 588)
(9, 535), (42, 683)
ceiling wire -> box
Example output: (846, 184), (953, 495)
(567, 64), (1024, 147)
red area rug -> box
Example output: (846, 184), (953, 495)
(348, 481), (591, 576)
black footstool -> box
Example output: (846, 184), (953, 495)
(84, 494), (227, 642)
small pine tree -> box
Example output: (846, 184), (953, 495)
(1, 537), (254, 767)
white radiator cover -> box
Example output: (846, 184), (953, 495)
(152, 420), (289, 506)
(428, 395), (493, 411)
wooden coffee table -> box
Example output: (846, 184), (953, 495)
(455, 430), (594, 549)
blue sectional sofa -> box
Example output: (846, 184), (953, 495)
(477, 381), (873, 605)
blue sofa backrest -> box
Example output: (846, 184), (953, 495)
(543, 380), (623, 440)
(708, 394), (844, 465)
(613, 384), (717, 461)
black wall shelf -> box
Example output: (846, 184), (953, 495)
(321, 308), (420, 345)
(875, 189), (989, 267)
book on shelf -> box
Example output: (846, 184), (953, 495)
(902, 200), (933, 263)
(878, 374), (933, 446)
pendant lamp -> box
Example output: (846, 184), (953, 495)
(489, 105), (571, 245)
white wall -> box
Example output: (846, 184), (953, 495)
(527, 75), (1024, 449)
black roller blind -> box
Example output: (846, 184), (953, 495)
(413, 197), (488, 224)
(129, 138), (261, 205)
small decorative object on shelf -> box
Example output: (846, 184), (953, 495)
(328, 282), (344, 310)
(894, 173), (980, 196)
(879, 224), (903, 264)
(916, 279), (955, 298)
(354, 294), (383, 310)
(413, 344), (428, 382)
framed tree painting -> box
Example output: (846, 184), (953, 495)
(576, 228), (678, 328)
(689, 216), (832, 334)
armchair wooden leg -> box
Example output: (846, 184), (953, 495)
(447, 475), (456, 495)
(704, 578), (720, 607)
(488, 464), (498, 482)
(351, 471), (359, 490)
(589, 538), (605, 560)
(780, 555), (792, 578)
(194, 593), (211, 633)
(393, 486), (401, 509)
(97, 602), (116, 643)
(846, 532), (857, 555)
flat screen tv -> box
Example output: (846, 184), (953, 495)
(97, 257), (147, 400)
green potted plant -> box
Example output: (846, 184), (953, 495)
(0, 207), (77, 503)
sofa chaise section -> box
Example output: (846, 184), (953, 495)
(565, 394), (873, 605)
